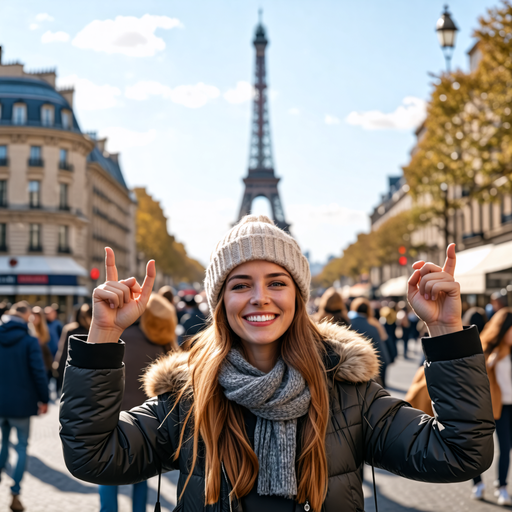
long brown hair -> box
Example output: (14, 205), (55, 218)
(314, 287), (348, 326)
(173, 286), (330, 512)
(32, 306), (50, 344)
(481, 307), (512, 356)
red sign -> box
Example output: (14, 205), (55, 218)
(90, 268), (100, 280)
(17, 275), (49, 284)
(398, 256), (408, 266)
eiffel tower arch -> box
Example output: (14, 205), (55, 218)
(236, 13), (290, 232)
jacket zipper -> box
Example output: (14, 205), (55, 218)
(221, 461), (233, 512)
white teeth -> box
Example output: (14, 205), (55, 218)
(246, 314), (276, 322)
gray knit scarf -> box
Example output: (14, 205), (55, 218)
(218, 348), (311, 498)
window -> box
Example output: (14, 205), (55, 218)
(0, 145), (7, 166)
(59, 148), (71, 170)
(29, 146), (43, 166)
(28, 181), (41, 208)
(0, 180), (7, 207)
(61, 110), (71, 130)
(12, 104), (26, 125)
(58, 225), (70, 252)
(29, 224), (41, 251)
(41, 106), (53, 126)
(59, 183), (68, 210)
(0, 224), (6, 251)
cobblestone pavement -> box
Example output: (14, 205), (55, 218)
(0, 339), (505, 511)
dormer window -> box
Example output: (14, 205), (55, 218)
(61, 110), (72, 130)
(41, 105), (54, 127)
(13, 104), (26, 125)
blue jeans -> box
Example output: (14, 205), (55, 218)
(0, 417), (31, 495)
(99, 481), (148, 512)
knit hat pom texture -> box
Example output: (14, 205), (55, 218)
(205, 215), (311, 311)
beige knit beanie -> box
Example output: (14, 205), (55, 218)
(205, 215), (311, 311)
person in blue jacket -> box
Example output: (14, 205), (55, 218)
(0, 301), (49, 512)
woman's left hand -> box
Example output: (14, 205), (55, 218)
(407, 243), (463, 337)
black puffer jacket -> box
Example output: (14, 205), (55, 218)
(59, 323), (494, 512)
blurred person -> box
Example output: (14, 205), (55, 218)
(53, 304), (92, 394)
(472, 308), (512, 505)
(380, 303), (398, 363)
(313, 287), (349, 326)
(178, 293), (207, 345)
(60, 232), (494, 512)
(350, 297), (390, 387)
(462, 307), (488, 334)
(396, 303), (411, 359)
(0, 301), (49, 512)
(44, 304), (62, 358)
(97, 293), (178, 512)
(486, 291), (508, 321)
(31, 306), (53, 373)
(158, 285), (175, 305)
(407, 306), (420, 343)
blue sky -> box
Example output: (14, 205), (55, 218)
(0, 0), (499, 265)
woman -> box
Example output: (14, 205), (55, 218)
(313, 287), (349, 326)
(472, 308), (512, 506)
(60, 216), (494, 512)
(31, 306), (52, 373)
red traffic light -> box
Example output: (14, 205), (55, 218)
(398, 246), (407, 254)
(90, 267), (100, 280)
(398, 256), (408, 266)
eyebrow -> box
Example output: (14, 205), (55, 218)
(226, 272), (291, 284)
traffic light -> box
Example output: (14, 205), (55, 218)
(398, 246), (407, 266)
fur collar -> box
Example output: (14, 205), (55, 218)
(142, 322), (379, 398)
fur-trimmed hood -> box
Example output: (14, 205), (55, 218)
(142, 322), (379, 398)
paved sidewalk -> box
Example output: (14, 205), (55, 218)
(0, 339), (503, 511)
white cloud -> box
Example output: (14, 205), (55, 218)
(125, 80), (220, 108)
(97, 127), (158, 153)
(41, 31), (70, 43)
(325, 114), (340, 125)
(58, 74), (122, 111)
(288, 107), (300, 115)
(72, 14), (183, 57)
(35, 13), (54, 22)
(30, 23), (39, 30)
(346, 96), (427, 130)
(224, 81), (254, 104)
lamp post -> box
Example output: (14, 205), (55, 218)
(436, 5), (459, 72)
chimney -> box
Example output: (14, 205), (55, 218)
(96, 137), (107, 153)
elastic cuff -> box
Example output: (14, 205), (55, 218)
(68, 335), (125, 369)
(421, 325), (482, 363)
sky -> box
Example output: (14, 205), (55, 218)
(0, 0), (500, 266)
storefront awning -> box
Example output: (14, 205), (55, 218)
(379, 275), (408, 298)
(0, 256), (87, 276)
(454, 240), (512, 294)
(0, 285), (89, 296)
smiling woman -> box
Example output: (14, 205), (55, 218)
(60, 214), (495, 512)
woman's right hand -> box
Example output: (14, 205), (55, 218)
(89, 247), (156, 343)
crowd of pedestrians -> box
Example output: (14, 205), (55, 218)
(0, 244), (508, 511)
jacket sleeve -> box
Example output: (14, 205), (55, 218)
(28, 335), (49, 404)
(59, 335), (179, 485)
(362, 325), (495, 482)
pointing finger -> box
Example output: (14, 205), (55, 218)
(138, 260), (156, 308)
(105, 247), (118, 282)
(442, 243), (457, 277)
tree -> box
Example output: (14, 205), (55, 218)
(134, 188), (204, 283)
(404, 1), (512, 246)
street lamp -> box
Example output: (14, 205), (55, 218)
(436, 5), (459, 72)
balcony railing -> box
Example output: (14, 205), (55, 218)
(0, 158), (8, 167)
(58, 204), (71, 211)
(28, 244), (43, 252)
(28, 158), (44, 167)
(59, 161), (73, 171)
(58, 245), (71, 254)
(0, 245), (8, 252)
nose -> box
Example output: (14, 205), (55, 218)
(249, 283), (270, 306)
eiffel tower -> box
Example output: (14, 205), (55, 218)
(236, 13), (290, 232)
